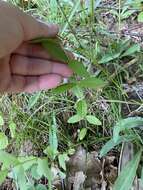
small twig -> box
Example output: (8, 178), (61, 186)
(97, 100), (142, 106)
(76, 4), (140, 14)
(95, 5), (140, 11)
(59, 27), (143, 39)
(96, 29), (143, 39)
(118, 0), (121, 35)
(109, 58), (138, 81)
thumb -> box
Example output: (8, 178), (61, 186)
(19, 12), (59, 41)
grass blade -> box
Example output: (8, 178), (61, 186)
(113, 117), (143, 143)
(61, 0), (81, 35)
(113, 150), (142, 190)
(99, 52), (121, 64)
(100, 135), (135, 157)
(28, 92), (41, 110)
(121, 44), (140, 57)
(49, 115), (58, 159)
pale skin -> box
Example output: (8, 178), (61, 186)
(0, 1), (73, 93)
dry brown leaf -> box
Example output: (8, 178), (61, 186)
(73, 171), (86, 190)
(118, 142), (134, 174)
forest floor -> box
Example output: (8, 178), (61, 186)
(1, 0), (143, 189)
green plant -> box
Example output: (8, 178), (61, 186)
(1, 0), (143, 189)
(113, 150), (142, 190)
(0, 115), (71, 190)
(100, 117), (143, 190)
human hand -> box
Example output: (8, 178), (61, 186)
(0, 1), (72, 93)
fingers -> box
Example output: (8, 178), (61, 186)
(14, 43), (74, 61)
(7, 74), (62, 93)
(10, 55), (73, 77)
(0, 57), (11, 92)
(0, 3), (24, 58)
(0, 1), (59, 58)
(19, 11), (59, 40)
(14, 43), (52, 60)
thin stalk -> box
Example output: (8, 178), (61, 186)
(56, 0), (83, 48)
(118, 0), (121, 38)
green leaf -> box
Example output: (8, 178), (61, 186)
(68, 148), (75, 155)
(42, 39), (69, 63)
(138, 12), (143, 22)
(28, 92), (41, 110)
(0, 114), (4, 126)
(76, 99), (87, 117)
(32, 37), (69, 62)
(58, 153), (69, 170)
(121, 10), (136, 19)
(13, 165), (28, 190)
(68, 114), (83, 124)
(52, 83), (76, 94)
(86, 115), (102, 125)
(48, 115), (58, 159)
(121, 44), (140, 57)
(99, 52), (121, 64)
(100, 135), (135, 157)
(31, 164), (41, 180)
(113, 150), (142, 190)
(36, 184), (47, 190)
(18, 156), (37, 171)
(0, 151), (19, 169)
(32, 37), (90, 79)
(68, 60), (90, 78)
(26, 184), (35, 190)
(113, 117), (143, 143)
(0, 170), (8, 185)
(31, 37), (59, 43)
(78, 77), (105, 89)
(0, 133), (8, 150)
(49, 126), (58, 153)
(37, 159), (52, 190)
(9, 122), (16, 138)
(79, 128), (87, 141)
(37, 159), (52, 182)
(72, 86), (84, 99)
(44, 146), (54, 159)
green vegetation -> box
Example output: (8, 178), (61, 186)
(0, 0), (143, 189)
